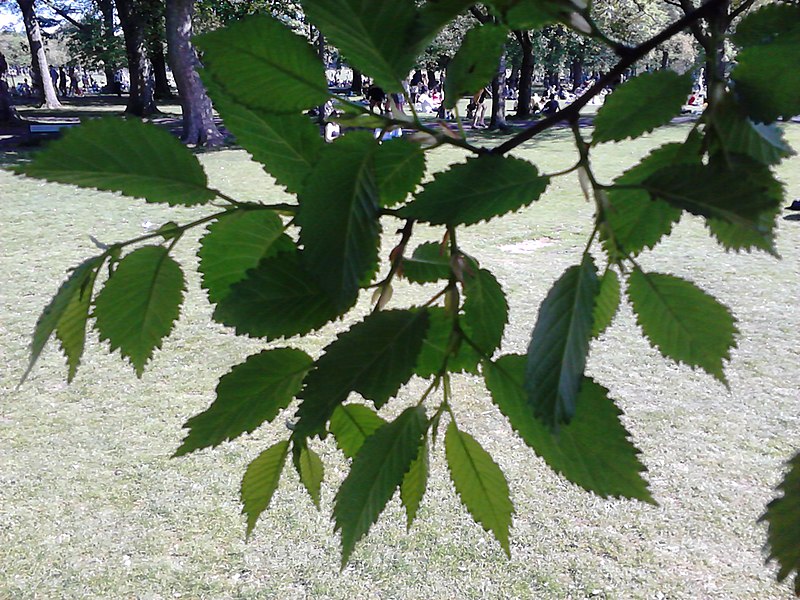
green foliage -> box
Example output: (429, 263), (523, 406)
(484, 355), (653, 502)
(296, 133), (382, 310)
(23, 256), (103, 384)
(401, 155), (549, 226)
(626, 268), (738, 384)
(444, 24), (509, 108)
(401, 242), (451, 284)
(333, 406), (427, 565)
(94, 246), (185, 377)
(241, 440), (290, 536)
(198, 210), (294, 304)
(196, 15), (329, 113)
(17, 119), (215, 206)
(445, 421), (514, 556)
(401, 438), (429, 530)
(294, 309), (430, 437)
(329, 403), (387, 458)
(593, 71), (693, 144)
(731, 5), (800, 123)
(761, 452), (800, 595)
(17, 1), (800, 586)
(175, 349), (312, 456)
(524, 255), (599, 427)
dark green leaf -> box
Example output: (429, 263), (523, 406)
(17, 118), (215, 206)
(484, 355), (654, 502)
(487, 0), (567, 29)
(592, 269), (620, 338)
(706, 94), (795, 167)
(401, 242), (450, 284)
(760, 451), (800, 595)
(444, 24), (508, 109)
(461, 267), (508, 357)
(400, 155), (548, 226)
(294, 309), (430, 437)
(643, 156), (783, 234)
(94, 246), (185, 377)
(24, 255), (103, 384)
(374, 137), (426, 207)
(196, 15), (329, 113)
(295, 442), (325, 509)
(605, 142), (695, 256)
(593, 71), (693, 144)
(445, 421), (513, 556)
(329, 403), (387, 458)
(415, 307), (480, 377)
(241, 440), (290, 537)
(706, 214), (779, 255)
(297, 132), (381, 310)
(627, 268), (738, 384)
(204, 81), (324, 193)
(198, 210), (294, 304)
(212, 250), (340, 340)
(303, 0), (417, 91)
(524, 254), (599, 427)
(731, 8), (800, 124)
(334, 406), (427, 565)
(401, 438), (429, 530)
(175, 348), (312, 456)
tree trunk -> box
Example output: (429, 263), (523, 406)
(315, 26), (326, 125)
(97, 0), (117, 89)
(426, 68), (438, 90)
(351, 68), (362, 94)
(514, 31), (534, 119)
(165, 0), (223, 146)
(570, 58), (583, 90)
(116, 0), (157, 116)
(0, 53), (21, 122)
(150, 41), (172, 99)
(489, 52), (507, 130)
(17, 0), (61, 109)
(661, 48), (669, 70)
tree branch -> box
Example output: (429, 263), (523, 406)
(726, 0), (756, 26)
(679, 0), (712, 50)
(492, 0), (727, 156)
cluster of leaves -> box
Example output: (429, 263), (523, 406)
(15, 0), (800, 590)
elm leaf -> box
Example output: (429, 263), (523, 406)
(241, 440), (290, 537)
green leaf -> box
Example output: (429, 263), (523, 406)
(240, 440), (290, 537)
(204, 81), (324, 193)
(196, 15), (329, 113)
(401, 242), (450, 284)
(444, 24), (508, 109)
(297, 132), (381, 310)
(731, 5), (800, 123)
(400, 155), (548, 226)
(374, 137), (426, 207)
(94, 246), (185, 377)
(706, 214), (779, 255)
(401, 438), (429, 530)
(706, 94), (795, 167)
(415, 307), (480, 377)
(212, 250), (340, 340)
(329, 403), (387, 459)
(333, 406), (428, 566)
(198, 210), (295, 304)
(592, 269), (620, 338)
(17, 118), (215, 206)
(484, 355), (654, 502)
(295, 442), (325, 509)
(593, 71), (693, 144)
(303, 0), (418, 91)
(461, 267), (508, 358)
(627, 268), (738, 384)
(294, 309), (430, 437)
(445, 421), (514, 556)
(643, 156), (783, 235)
(605, 142), (695, 256)
(174, 348), (312, 456)
(524, 254), (599, 428)
(23, 255), (103, 384)
(487, 0), (567, 29)
(760, 451), (800, 595)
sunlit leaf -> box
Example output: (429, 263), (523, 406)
(241, 440), (290, 536)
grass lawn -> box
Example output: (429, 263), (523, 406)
(1, 120), (798, 599)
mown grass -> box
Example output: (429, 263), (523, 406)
(1, 121), (798, 599)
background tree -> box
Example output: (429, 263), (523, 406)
(16, 0), (62, 107)
(115, 0), (157, 115)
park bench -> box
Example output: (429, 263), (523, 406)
(28, 123), (79, 138)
